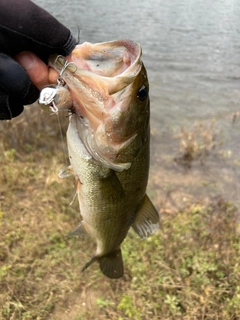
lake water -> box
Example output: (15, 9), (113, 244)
(33, 0), (240, 210)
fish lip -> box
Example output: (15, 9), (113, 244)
(50, 40), (145, 170)
(50, 39), (142, 98)
(49, 40), (142, 123)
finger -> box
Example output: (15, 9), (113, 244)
(48, 67), (59, 84)
(15, 52), (49, 90)
(0, 53), (39, 119)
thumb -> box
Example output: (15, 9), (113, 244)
(15, 51), (50, 90)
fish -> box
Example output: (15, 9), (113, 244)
(48, 39), (160, 279)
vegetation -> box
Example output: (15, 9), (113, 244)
(174, 121), (222, 168)
(1, 108), (240, 319)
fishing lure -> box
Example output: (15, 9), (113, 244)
(38, 57), (76, 113)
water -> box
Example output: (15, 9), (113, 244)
(33, 0), (240, 208)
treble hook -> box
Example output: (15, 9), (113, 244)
(55, 55), (77, 86)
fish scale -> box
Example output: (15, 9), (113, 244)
(46, 39), (160, 279)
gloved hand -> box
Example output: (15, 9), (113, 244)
(0, 0), (77, 120)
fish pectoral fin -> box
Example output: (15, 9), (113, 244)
(132, 194), (160, 239)
(66, 221), (91, 237)
(58, 166), (74, 178)
(107, 171), (125, 196)
(99, 249), (123, 279)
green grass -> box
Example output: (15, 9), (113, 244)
(1, 108), (240, 319)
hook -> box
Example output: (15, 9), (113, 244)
(55, 55), (77, 86)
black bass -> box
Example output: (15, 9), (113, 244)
(47, 40), (159, 279)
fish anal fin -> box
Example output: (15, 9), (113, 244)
(99, 249), (123, 279)
(58, 165), (74, 178)
(132, 194), (160, 239)
(82, 255), (98, 272)
(82, 249), (124, 279)
(66, 221), (91, 237)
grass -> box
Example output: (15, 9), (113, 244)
(1, 107), (240, 319)
(174, 121), (223, 168)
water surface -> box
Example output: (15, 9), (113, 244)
(33, 0), (240, 208)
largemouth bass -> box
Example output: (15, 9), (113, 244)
(47, 40), (159, 279)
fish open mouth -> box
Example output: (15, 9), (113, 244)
(49, 40), (149, 171)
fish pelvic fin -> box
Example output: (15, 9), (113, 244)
(82, 249), (124, 279)
(132, 194), (160, 239)
(99, 249), (123, 279)
(66, 221), (90, 237)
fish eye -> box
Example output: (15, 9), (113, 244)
(137, 85), (148, 102)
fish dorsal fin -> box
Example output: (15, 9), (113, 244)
(132, 194), (159, 239)
(99, 249), (124, 279)
(66, 221), (90, 237)
(58, 166), (74, 178)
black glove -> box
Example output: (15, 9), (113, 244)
(0, 0), (77, 120)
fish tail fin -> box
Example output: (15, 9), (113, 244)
(99, 249), (124, 279)
(82, 249), (124, 279)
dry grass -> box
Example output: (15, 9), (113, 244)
(174, 121), (222, 168)
(1, 108), (240, 319)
